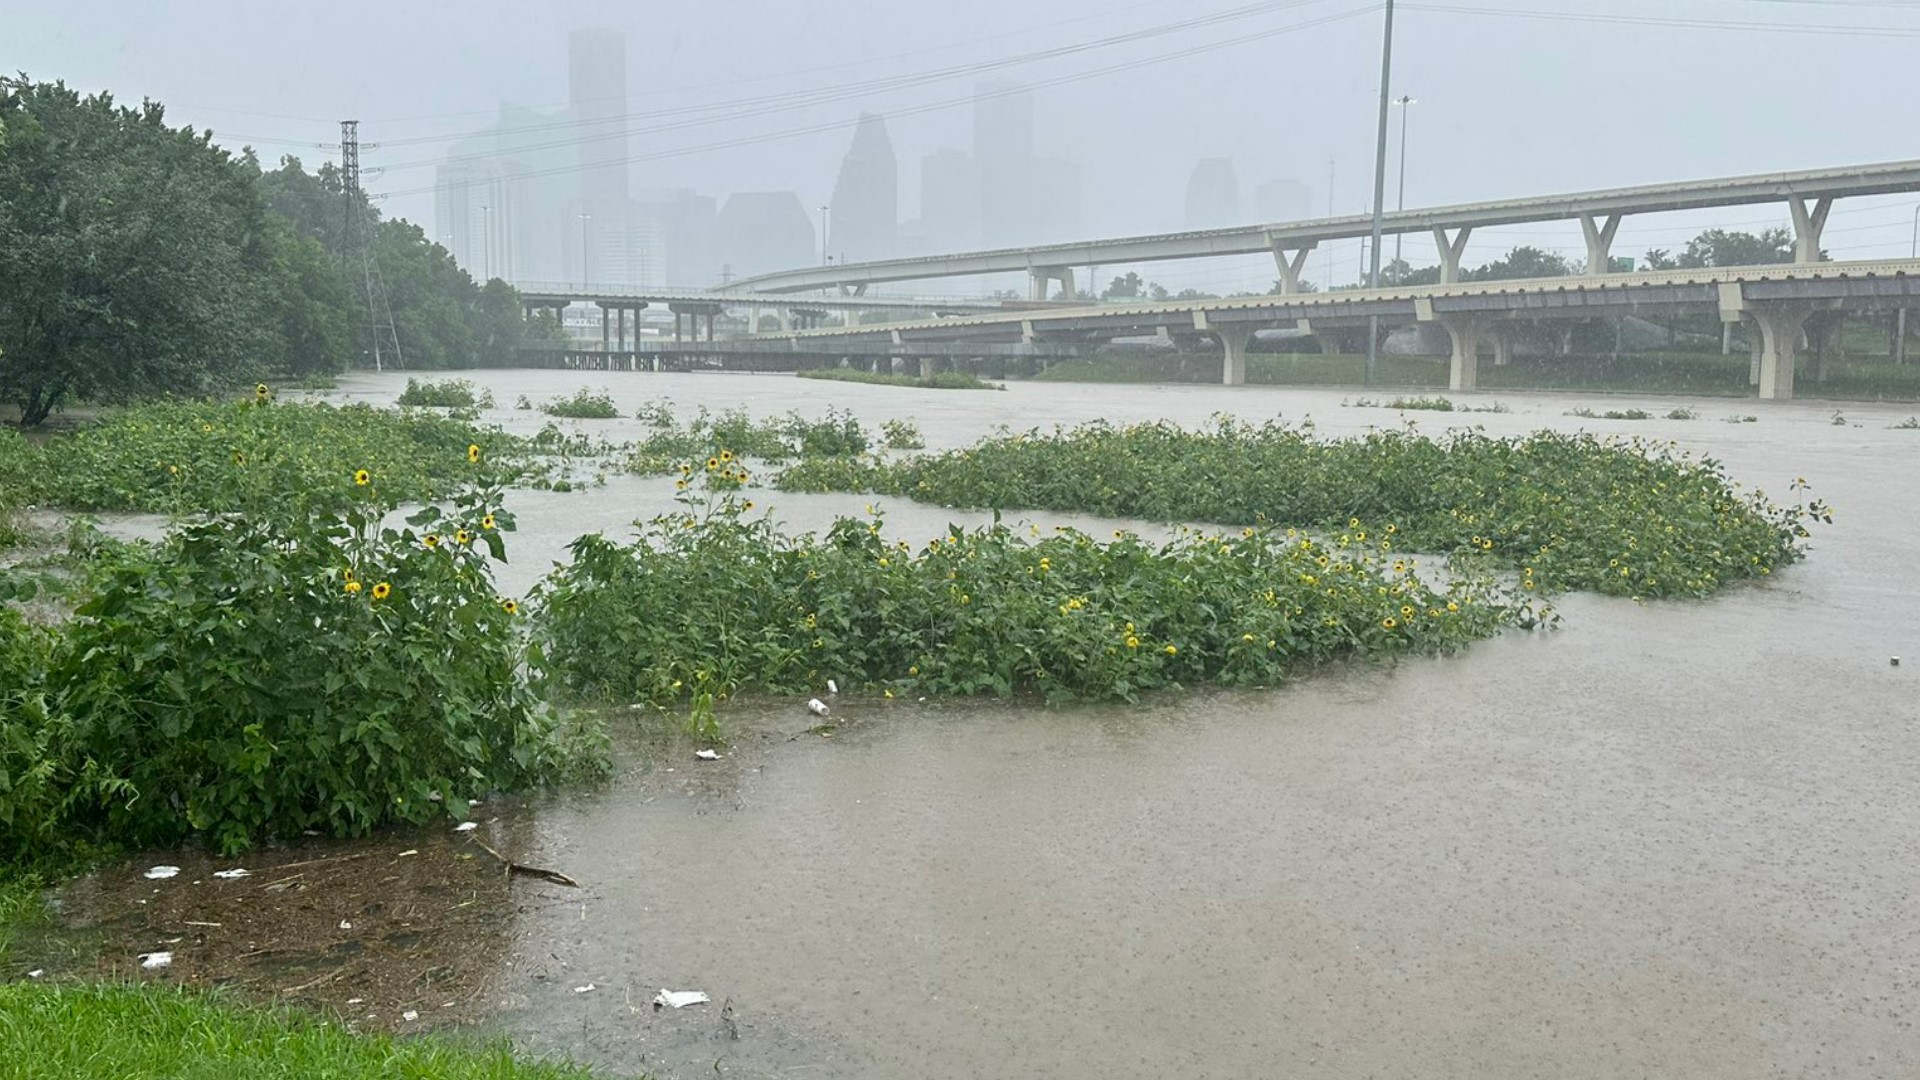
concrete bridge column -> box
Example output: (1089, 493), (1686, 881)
(918, 356), (937, 379)
(1433, 227), (1474, 284)
(1424, 310), (1488, 391)
(1748, 303), (1812, 400)
(1028, 265), (1075, 301)
(1748, 326), (1764, 386)
(1805, 311), (1845, 384)
(1220, 331), (1250, 386)
(1268, 239), (1317, 295)
(599, 303), (611, 356)
(1581, 213), (1624, 275)
(1490, 326), (1514, 367)
(1789, 195), (1834, 264)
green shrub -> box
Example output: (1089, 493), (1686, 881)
(540, 388), (621, 419)
(882, 419), (926, 450)
(40, 466), (602, 855)
(10, 400), (532, 514)
(397, 377), (495, 409)
(1387, 395), (1455, 411)
(795, 368), (1001, 390)
(535, 479), (1535, 708)
(774, 420), (1825, 599)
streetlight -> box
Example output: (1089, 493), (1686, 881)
(1900, 202), (1919, 364)
(1391, 95), (1416, 275)
(818, 205), (831, 267)
(479, 204), (493, 281)
(577, 211), (591, 290)
(1363, 0), (1398, 387)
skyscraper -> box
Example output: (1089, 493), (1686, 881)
(1185, 158), (1242, 230)
(828, 114), (898, 264)
(716, 192), (817, 279)
(974, 82), (1035, 247)
(1252, 179), (1313, 223)
(569, 28), (629, 212)
(917, 147), (980, 251)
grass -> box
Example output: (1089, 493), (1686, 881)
(0, 983), (598, 1079)
(0, 873), (46, 967)
(1029, 349), (1920, 400)
(796, 368), (1002, 390)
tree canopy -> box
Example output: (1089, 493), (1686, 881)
(1, 77), (551, 425)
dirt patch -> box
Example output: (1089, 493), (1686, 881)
(20, 813), (583, 1033)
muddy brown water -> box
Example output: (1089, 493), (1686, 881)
(27, 373), (1920, 1078)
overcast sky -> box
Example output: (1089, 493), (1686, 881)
(13, 0), (1919, 292)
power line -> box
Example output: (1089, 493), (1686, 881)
(1403, 2), (1920, 35)
(373, 4), (1382, 199)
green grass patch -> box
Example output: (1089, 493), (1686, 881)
(774, 420), (1827, 600)
(0, 983), (596, 1079)
(796, 368), (1002, 390)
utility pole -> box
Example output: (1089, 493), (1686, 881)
(578, 211), (591, 289)
(339, 120), (402, 372)
(1363, 0), (1397, 388)
(819, 205), (831, 266)
(1392, 96), (1416, 273)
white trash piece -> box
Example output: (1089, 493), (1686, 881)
(212, 869), (250, 880)
(339, 920), (353, 930)
(26, 969), (44, 979)
(826, 679), (839, 695)
(806, 698), (831, 717)
(653, 988), (711, 1010)
(143, 866), (180, 880)
(572, 983), (597, 994)
(453, 821), (479, 832)
(139, 951), (173, 970)
(695, 749), (720, 761)
(402, 1010), (420, 1022)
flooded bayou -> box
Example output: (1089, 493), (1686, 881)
(33, 372), (1920, 1079)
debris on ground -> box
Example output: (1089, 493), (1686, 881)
(402, 1010), (419, 1022)
(572, 983), (596, 993)
(806, 698), (830, 717)
(453, 821), (479, 833)
(139, 951), (172, 969)
(212, 869), (250, 880)
(653, 988), (710, 1010)
(695, 749), (721, 761)
(826, 679), (838, 695)
(143, 866), (180, 880)
(466, 836), (581, 888)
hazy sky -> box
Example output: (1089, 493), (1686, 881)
(13, 0), (1920, 292)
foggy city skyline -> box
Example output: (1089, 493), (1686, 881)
(12, 0), (1920, 295)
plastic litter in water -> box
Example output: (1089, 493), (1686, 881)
(695, 749), (720, 761)
(453, 822), (478, 832)
(807, 698), (831, 717)
(139, 951), (172, 970)
(143, 866), (180, 880)
(653, 989), (711, 1010)
(212, 869), (250, 880)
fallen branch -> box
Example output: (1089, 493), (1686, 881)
(466, 837), (581, 888)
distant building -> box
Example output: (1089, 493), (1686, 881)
(1185, 158), (1242, 230)
(829, 114), (898, 264)
(716, 192), (817, 278)
(635, 188), (719, 286)
(569, 28), (629, 211)
(916, 147), (980, 252)
(1033, 157), (1082, 244)
(974, 81), (1036, 247)
(1252, 179), (1314, 223)
(433, 104), (574, 283)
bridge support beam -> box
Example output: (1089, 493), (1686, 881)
(1748, 304), (1812, 400)
(838, 283), (868, 297)
(1220, 331), (1250, 386)
(1490, 326), (1514, 367)
(1789, 195), (1833, 264)
(1417, 300), (1489, 391)
(1433, 227), (1474, 284)
(1029, 265), (1076, 301)
(1581, 213), (1624, 276)
(1268, 238), (1317, 295)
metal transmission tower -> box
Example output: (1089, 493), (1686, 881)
(339, 120), (403, 372)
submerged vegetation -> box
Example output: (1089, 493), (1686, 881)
(536, 473), (1537, 707)
(796, 367), (1002, 390)
(538, 388), (622, 419)
(775, 420), (1827, 599)
(398, 377), (496, 409)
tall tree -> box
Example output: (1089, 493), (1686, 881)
(1467, 246), (1572, 282)
(1677, 227), (1796, 268)
(0, 78), (275, 424)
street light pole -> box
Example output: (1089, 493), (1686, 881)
(1363, 0), (1397, 388)
(578, 211), (591, 290)
(819, 205), (831, 267)
(1899, 203), (1919, 364)
(480, 205), (493, 281)
(1392, 96), (1416, 274)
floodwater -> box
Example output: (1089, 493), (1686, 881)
(61, 371), (1920, 1077)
